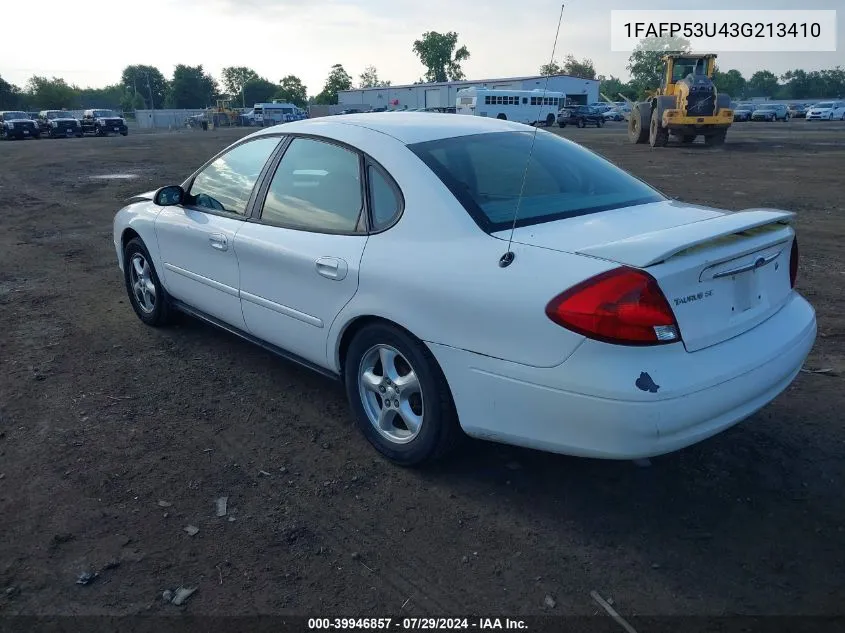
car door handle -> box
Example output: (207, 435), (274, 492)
(315, 257), (348, 281)
(209, 233), (228, 251)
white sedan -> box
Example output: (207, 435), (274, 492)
(805, 101), (845, 120)
(113, 113), (816, 465)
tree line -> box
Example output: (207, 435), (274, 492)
(545, 37), (845, 102)
(3, 32), (840, 112)
(0, 31), (472, 111)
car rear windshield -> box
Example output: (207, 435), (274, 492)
(5, 112), (28, 119)
(94, 110), (117, 117)
(408, 131), (664, 232)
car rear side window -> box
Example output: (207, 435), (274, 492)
(188, 137), (281, 216)
(259, 137), (364, 232)
(409, 131), (664, 232)
(367, 165), (401, 230)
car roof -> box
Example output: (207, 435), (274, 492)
(250, 112), (530, 145)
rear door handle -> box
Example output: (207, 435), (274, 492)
(315, 256), (348, 280)
(209, 233), (228, 251)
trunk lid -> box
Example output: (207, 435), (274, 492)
(497, 200), (796, 352)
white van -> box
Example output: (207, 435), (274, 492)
(253, 102), (307, 125)
(456, 88), (565, 126)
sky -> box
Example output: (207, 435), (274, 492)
(1, 0), (842, 95)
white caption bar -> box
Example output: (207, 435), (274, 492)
(610, 10), (837, 52)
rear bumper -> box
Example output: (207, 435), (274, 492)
(429, 292), (816, 459)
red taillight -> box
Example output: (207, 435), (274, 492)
(545, 267), (681, 346)
(789, 237), (799, 288)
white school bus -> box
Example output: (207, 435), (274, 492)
(456, 88), (566, 126)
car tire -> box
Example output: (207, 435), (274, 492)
(558, 122), (566, 128)
(545, 113), (555, 126)
(496, 113), (507, 120)
(123, 237), (173, 327)
(121, 131), (128, 136)
(344, 322), (462, 466)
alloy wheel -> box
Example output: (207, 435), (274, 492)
(357, 344), (424, 444)
(129, 253), (156, 314)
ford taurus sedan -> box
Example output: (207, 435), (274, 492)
(113, 113), (816, 465)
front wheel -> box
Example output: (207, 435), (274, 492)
(123, 237), (172, 327)
(558, 122), (566, 128)
(344, 323), (462, 466)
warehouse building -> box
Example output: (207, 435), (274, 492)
(338, 73), (600, 111)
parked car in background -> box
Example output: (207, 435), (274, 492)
(751, 104), (790, 122)
(805, 101), (845, 120)
(732, 104), (754, 121)
(37, 110), (82, 138)
(558, 105), (605, 128)
(787, 104), (809, 119)
(81, 109), (128, 136)
(112, 113), (815, 466)
(603, 108), (625, 121)
(0, 111), (40, 139)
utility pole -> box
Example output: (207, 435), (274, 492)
(145, 72), (154, 110)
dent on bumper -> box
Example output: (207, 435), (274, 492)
(429, 293), (817, 459)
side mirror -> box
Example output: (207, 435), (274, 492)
(153, 185), (185, 207)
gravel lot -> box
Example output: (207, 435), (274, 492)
(1, 120), (843, 619)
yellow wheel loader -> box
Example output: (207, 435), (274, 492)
(628, 53), (733, 148)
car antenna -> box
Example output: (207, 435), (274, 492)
(499, 2), (565, 269)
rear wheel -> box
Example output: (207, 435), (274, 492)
(648, 109), (668, 147)
(496, 113), (506, 120)
(545, 113), (555, 126)
(558, 121), (566, 128)
(344, 323), (462, 466)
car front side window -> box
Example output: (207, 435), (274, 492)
(259, 137), (364, 232)
(187, 136), (282, 216)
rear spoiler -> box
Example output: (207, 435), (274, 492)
(576, 208), (795, 268)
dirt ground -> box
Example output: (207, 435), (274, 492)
(0, 120), (843, 620)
